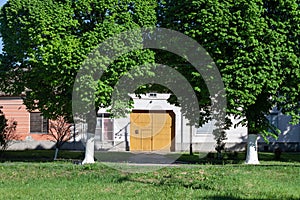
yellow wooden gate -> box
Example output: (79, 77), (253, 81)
(130, 111), (175, 152)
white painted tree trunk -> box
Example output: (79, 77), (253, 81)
(82, 133), (95, 164)
(54, 148), (59, 160)
(245, 134), (260, 164)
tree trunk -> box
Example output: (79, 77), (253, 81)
(54, 147), (59, 160)
(245, 134), (260, 164)
(82, 132), (95, 164)
(82, 110), (97, 164)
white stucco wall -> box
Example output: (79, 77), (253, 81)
(98, 94), (299, 152)
(192, 116), (247, 152)
(110, 93), (249, 152)
(258, 111), (300, 143)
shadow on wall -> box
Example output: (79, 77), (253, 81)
(258, 113), (300, 152)
(225, 135), (247, 152)
(226, 127), (300, 152)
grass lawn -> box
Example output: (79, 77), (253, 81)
(0, 151), (299, 199)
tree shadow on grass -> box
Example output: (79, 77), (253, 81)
(203, 196), (251, 200)
(123, 170), (299, 200)
(175, 151), (300, 165)
(0, 149), (84, 162)
(1, 149), (299, 165)
(175, 152), (243, 165)
(203, 197), (300, 200)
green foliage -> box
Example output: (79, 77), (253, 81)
(0, 0), (157, 121)
(159, 0), (300, 136)
(0, 0), (299, 140)
(0, 107), (7, 147)
(0, 107), (18, 150)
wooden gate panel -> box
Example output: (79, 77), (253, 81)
(130, 111), (174, 152)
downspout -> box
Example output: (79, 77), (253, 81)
(190, 125), (193, 155)
(181, 113), (183, 151)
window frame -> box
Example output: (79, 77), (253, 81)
(96, 113), (114, 142)
(29, 112), (49, 134)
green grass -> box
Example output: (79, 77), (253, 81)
(0, 162), (299, 199)
(0, 151), (299, 199)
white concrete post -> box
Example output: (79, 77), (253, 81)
(82, 132), (95, 164)
(245, 134), (260, 164)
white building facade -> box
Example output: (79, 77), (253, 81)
(87, 93), (300, 152)
(4, 93), (299, 152)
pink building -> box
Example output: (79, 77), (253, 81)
(0, 95), (50, 141)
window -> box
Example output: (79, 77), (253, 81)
(30, 112), (48, 133)
(149, 93), (157, 98)
(95, 113), (114, 141)
(196, 119), (217, 134)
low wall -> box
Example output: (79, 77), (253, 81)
(7, 141), (85, 151)
(258, 142), (300, 152)
(6, 140), (299, 152)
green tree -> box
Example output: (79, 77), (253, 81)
(159, 0), (300, 163)
(0, 106), (7, 149)
(0, 0), (157, 163)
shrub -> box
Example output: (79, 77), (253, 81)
(0, 106), (18, 150)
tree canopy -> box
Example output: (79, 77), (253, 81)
(1, 0), (299, 164)
(0, 0), (157, 121)
(158, 0), (300, 137)
(1, 0), (299, 136)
